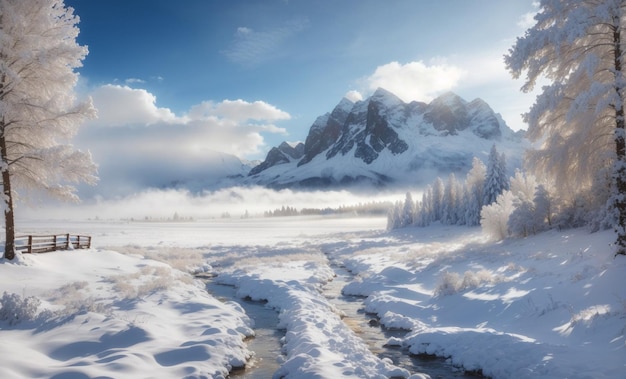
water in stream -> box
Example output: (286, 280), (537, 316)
(323, 266), (481, 379)
(204, 280), (283, 379)
(203, 269), (481, 379)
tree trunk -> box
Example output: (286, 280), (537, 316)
(612, 19), (626, 256)
(0, 121), (15, 260)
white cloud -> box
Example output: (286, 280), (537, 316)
(344, 90), (363, 102)
(188, 99), (291, 122)
(366, 61), (466, 103)
(89, 84), (180, 126)
(125, 78), (146, 85)
(78, 85), (291, 197)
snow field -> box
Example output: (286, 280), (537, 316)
(339, 225), (626, 379)
(2, 216), (624, 378)
(0, 249), (253, 379)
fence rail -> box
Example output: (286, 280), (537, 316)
(15, 234), (92, 254)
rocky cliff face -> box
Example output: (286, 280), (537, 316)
(247, 88), (525, 189)
(249, 141), (304, 176)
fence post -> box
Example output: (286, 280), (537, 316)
(53, 235), (57, 251)
(27, 235), (32, 254)
(87, 236), (91, 249)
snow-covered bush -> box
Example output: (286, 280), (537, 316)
(480, 191), (515, 240)
(112, 266), (180, 300)
(434, 271), (463, 297)
(0, 291), (52, 325)
(434, 270), (498, 297)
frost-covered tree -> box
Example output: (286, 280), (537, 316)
(431, 177), (445, 222)
(401, 192), (415, 227)
(0, 0), (96, 259)
(534, 184), (553, 228)
(481, 191), (515, 241)
(419, 187), (432, 226)
(465, 157), (487, 226)
(483, 144), (509, 206)
(508, 171), (539, 237)
(442, 173), (460, 225)
(505, 0), (626, 254)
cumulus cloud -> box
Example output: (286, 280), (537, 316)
(77, 85), (290, 198)
(188, 99), (291, 122)
(89, 84), (180, 126)
(223, 19), (308, 66)
(365, 61), (465, 103)
(344, 90), (363, 102)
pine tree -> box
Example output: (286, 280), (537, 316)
(465, 157), (487, 226)
(420, 187), (432, 226)
(483, 144), (508, 206)
(401, 192), (415, 227)
(505, 0), (626, 254)
(534, 184), (553, 228)
(0, 0), (97, 259)
(431, 177), (445, 222)
(442, 173), (459, 225)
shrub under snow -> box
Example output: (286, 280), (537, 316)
(480, 191), (515, 240)
(0, 291), (52, 325)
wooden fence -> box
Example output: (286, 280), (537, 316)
(15, 234), (92, 254)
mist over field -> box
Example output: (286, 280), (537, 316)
(17, 186), (408, 221)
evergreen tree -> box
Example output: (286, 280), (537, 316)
(442, 173), (459, 225)
(401, 192), (415, 227)
(533, 184), (553, 228)
(420, 187), (432, 226)
(465, 157), (487, 226)
(432, 177), (445, 222)
(483, 144), (508, 206)
(505, 0), (626, 254)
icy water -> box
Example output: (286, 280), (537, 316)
(203, 269), (481, 379)
(203, 280), (283, 379)
(323, 266), (482, 379)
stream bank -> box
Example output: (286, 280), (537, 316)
(323, 265), (482, 378)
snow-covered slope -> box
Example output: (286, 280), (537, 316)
(247, 88), (526, 189)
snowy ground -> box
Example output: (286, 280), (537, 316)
(1, 215), (624, 378)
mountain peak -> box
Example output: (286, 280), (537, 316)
(246, 88), (524, 187)
(370, 87), (404, 109)
(431, 91), (466, 107)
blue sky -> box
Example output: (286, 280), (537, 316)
(63, 0), (538, 196)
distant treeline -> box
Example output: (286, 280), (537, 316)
(264, 201), (393, 217)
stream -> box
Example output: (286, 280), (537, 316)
(203, 267), (481, 379)
(204, 280), (284, 379)
(323, 266), (481, 379)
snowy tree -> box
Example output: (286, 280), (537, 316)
(386, 200), (402, 230)
(401, 192), (415, 227)
(431, 177), (445, 222)
(464, 157), (486, 226)
(442, 173), (460, 225)
(481, 191), (515, 241)
(483, 144), (508, 206)
(419, 187), (432, 226)
(0, 0), (97, 259)
(505, 0), (626, 254)
(508, 171), (535, 236)
(534, 184), (553, 228)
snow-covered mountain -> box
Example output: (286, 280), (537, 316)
(246, 88), (526, 189)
